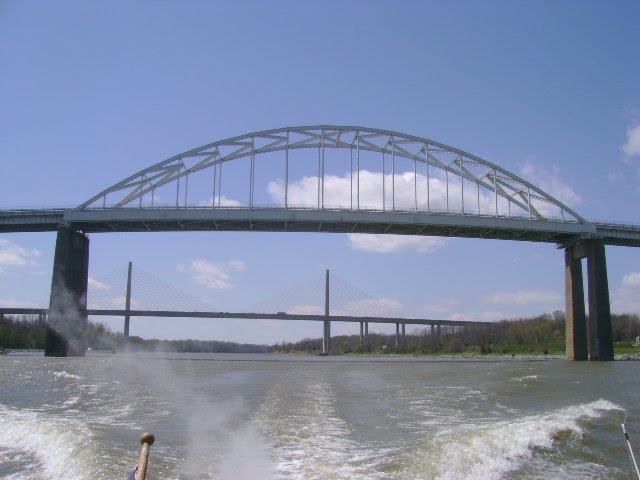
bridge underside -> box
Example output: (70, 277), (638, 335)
(2, 208), (639, 247)
(61, 208), (592, 245)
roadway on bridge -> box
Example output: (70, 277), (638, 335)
(2, 206), (640, 247)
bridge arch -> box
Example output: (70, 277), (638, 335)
(33, 126), (623, 359)
(77, 125), (586, 226)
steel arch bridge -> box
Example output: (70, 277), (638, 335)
(3, 125), (639, 246)
(67, 125), (593, 245)
(3, 125), (640, 360)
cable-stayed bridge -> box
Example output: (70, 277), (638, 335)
(2, 125), (639, 359)
(0, 265), (477, 352)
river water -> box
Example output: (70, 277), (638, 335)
(1, 353), (639, 480)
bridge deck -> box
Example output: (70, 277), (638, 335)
(1, 207), (639, 246)
(0, 207), (640, 247)
(0, 308), (484, 327)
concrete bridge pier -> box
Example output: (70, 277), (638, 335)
(395, 323), (406, 348)
(358, 321), (369, 349)
(565, 239), (614, 361)
(322, 320), (331, 354)
(45, 226), (90, 357)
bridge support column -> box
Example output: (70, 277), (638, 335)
(322, 269), (331, 355)
(402, 323), (406, 346)
(363, 322), (369, 349)
(565, 246), (587, 360)
(359, 321), (364, 347)
(322, 320), (331, 355)
(437, 324), (441, 337)
(565, 239), (613, 361)
(395, 323), (406, 348)
(430, 324), (435, 335)
(586, 240), (614, 360)
(45, 226), (89, 357)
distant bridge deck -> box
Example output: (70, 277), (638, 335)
(0, 308), (485, 327)
(2, 206), (640, 247)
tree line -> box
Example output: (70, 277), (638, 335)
(0, 316), (267, 353)
(268, 312), (640, 355)
(1, 312), (639, 355)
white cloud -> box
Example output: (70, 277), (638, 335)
(621, 123), (640, 158)
(0, 238), (41, 273)
(613, 272), (640, 312)
(520, 161), (582, 209)
(421, 304), (448, 314)
(110, 296), (143, 309)
(485, 290), (562, 305)
(226, 259), (247, 272)
(448, 311), (505, 322)
(333, 298), (404, 317)
(622, 272), (640, 288)
(267, 162), (578, 230)
(288, 304), (323, 315)
(0, 298), (31, 308)
(198, 196), (243, 207)
(88, 278), (111, 290)
(267, 170), (484, 213)
(181, 258), (246, 290)
(420, 298), (460, 314)
(347, 234), (445, 253)
(268, 298), (404, 317)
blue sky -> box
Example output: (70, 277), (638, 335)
(1, 1), (640, 344)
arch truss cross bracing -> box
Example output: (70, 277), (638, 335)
(69, 126), (594, 244)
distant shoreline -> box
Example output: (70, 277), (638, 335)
(3, 349), (639, 360)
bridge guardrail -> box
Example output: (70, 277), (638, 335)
(74, 204), (583, 225)
(594, 221), (640, 231)
(1, 204), (589, 226)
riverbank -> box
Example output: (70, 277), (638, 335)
(4, 348), (639, 360)
(615, 352), (640, 360)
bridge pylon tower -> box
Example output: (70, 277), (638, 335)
(322, 269), (331, 355)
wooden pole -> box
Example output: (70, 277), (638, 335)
(136, 432), (155, 480)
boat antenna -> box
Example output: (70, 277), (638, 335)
(622, 414), (640, 479)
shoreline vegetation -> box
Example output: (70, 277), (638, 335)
(2, 312), (639, 358)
